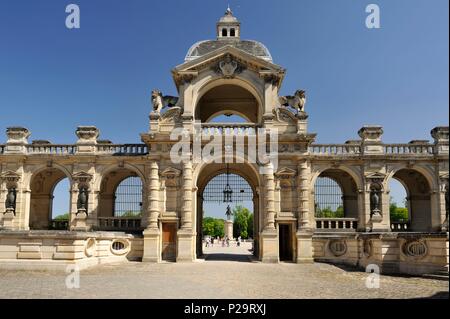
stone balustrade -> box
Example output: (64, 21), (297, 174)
(385, 144), (434, 155)
(391, 221), (410, 232)
(96, 217), (142, 231)
(95, 144), (148, 155)
(9, 144), (149, 156)
(315, 218), (358, 232)
(199, 123), (258, 136)
(27, 144), (77, 155)
(309, 144), (362, 155)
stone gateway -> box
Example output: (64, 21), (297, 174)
(0, 9), (448, 276)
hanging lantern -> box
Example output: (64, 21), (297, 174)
(223, 164), (233, 203)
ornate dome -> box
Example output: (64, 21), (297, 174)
(185, 39), (273, 62)
(185, 8), (273, 62)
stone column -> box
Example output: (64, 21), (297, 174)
(147, 161), (160, 229)
(143, 161), (161, 263)
(181, 161), (193, 229)
(296, 160), (313, 263)
(177, 161), (195, 262)
(260, 163), (278, 263)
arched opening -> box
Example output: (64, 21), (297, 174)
(314, 169), (359, 231)
(195, 85), (259, 123)
(114, 177), (143, 217)
(222, 28), (228, 37)
(230, 28), (236, 37)
(196, 163), (260, 262)
(98, 168), (144, 232)
(29, 168), (71, 230)
(208, 113), (249, 124)
(388, 178), (409, 231)
(390, 169), (432, 232)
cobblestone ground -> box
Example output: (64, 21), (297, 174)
(0, 242), (447, 299)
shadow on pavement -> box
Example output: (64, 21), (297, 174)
(204, 253), (252, 262)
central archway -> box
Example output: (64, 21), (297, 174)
(195, 162), (261, 261)
(195, 83), (262, 124)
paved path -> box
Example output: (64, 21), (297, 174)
(0, 242), (447, 299)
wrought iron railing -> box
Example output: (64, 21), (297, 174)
(96, 217), (143, 231)
(309, 144), (362, 155)
(391, 221), (410, 232)
(315, 218), (358, 232)
(385, 144), (434, 155)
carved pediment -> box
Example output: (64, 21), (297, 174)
(72, 171), (93, 185)
(275, 167), (297, 179)
(365, 172), (386, 181)
(0, 171), (21, 186)
(161, 167), (181, 179)
(173, 46), (285, 87)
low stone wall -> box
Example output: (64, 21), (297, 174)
(312, 232), (449, 276)
(0, 231), (144, 270)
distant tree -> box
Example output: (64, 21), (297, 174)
(390, 203), (409, 222)
(233, 206), (253, 239)
(315, 206), (344, 218)
(203, 217), (225, 238)
(54, 213), (70, 220)
(121, 211), (142, 218)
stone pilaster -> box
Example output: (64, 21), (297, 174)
(297, 161), (311, 230)
(261, 163), (278, 263)
(296, 160), (313, 263)
(143, 161), (161, 263)
(177, 161), (194, 262)
(147, 161), (160, 229)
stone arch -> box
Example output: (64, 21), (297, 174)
(194, 160), (262, 259)
(193, 76), (264, 124)
(28, 165), (73, 230)
(386, 166), (434, 231)
(97, 164), (146, 218)
(311, 166), (362, 219)
(205, 110), (252, 123)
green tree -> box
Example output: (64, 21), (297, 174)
(121, 211), (142, 218)
(203, 217), (225, 238)
(54, 213), (70, 221)
(390, 203), (409, 222)
(233, 206), (253, 239)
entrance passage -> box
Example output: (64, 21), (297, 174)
(279, 224), (293, 262)
(197, 164), (260, 262)
(162, 223), (177, 262)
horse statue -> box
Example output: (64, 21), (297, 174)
(151, 90), (180, 114)
(279, 90), (306, 113)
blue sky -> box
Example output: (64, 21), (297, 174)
(0, 0), (448, 218)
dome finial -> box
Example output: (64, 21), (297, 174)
(225, 4), (233, 16)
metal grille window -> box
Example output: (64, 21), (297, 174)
(114, 177), (143, 217)
(203, 174), (253, 203)
(314, 177), (344, 217)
